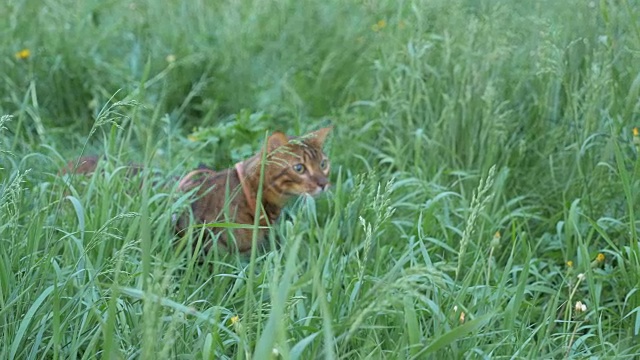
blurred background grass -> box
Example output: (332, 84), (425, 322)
(1, 0), (640, 358)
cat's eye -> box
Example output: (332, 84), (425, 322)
(293, 163), (306, 174)
(320, 159), (328, 170)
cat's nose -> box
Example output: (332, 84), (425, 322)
(317, 177), (329, 191)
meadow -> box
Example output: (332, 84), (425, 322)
(1, 0), (640, 358)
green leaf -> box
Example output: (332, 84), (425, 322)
(421, 313), (495, 356)
(10, 285), (54, 360)
(290, 332), (320, 360)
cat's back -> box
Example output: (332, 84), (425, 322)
(180, 167), (246, 218)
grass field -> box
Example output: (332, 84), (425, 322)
(2, 0), (640, 358)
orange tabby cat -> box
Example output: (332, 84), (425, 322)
(61, 127), (332, 255)
(176, 127), (332, 254)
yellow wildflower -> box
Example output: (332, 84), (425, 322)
(372, 19), (387, 32)
(566, 260), (573, 268)
(634, 127), (639, 137)
(15, 49), (31, 60)
(591, 253), (605, 268)
(187, 134), (198, 142)
(229, 315), (242, 332)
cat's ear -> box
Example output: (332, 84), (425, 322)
(306, 126), (332, 148)
(267, 131), (289, 153)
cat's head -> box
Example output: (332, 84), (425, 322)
(258, 127), (332, 200)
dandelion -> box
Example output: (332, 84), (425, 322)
(229, 315), (242, 332)
(566, 260), (573, 268)
(634, 127), (639, 137)
(577, 273), (585, 281)
(14, 49), (30, 60)
(591, 252), (605, 268)
(575, 301), (587, 313)
(459, 311), (466, 324)
(166, 54), (176, 64)
(633, 128), (640, 146)
(187, 134), (198, 142)
(372, 19), (387, 32)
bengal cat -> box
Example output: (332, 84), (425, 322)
(175, 127), (332, 254)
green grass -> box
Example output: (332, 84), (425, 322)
(2, 0), (640, 358)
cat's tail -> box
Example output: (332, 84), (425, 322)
(59, 155), (102, 176)
(177, 168), (217, 192)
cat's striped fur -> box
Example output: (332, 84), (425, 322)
(176, 127), (332, 254)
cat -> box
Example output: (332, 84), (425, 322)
(60, 127), (332, 255)
(175, 127), (332, 255)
